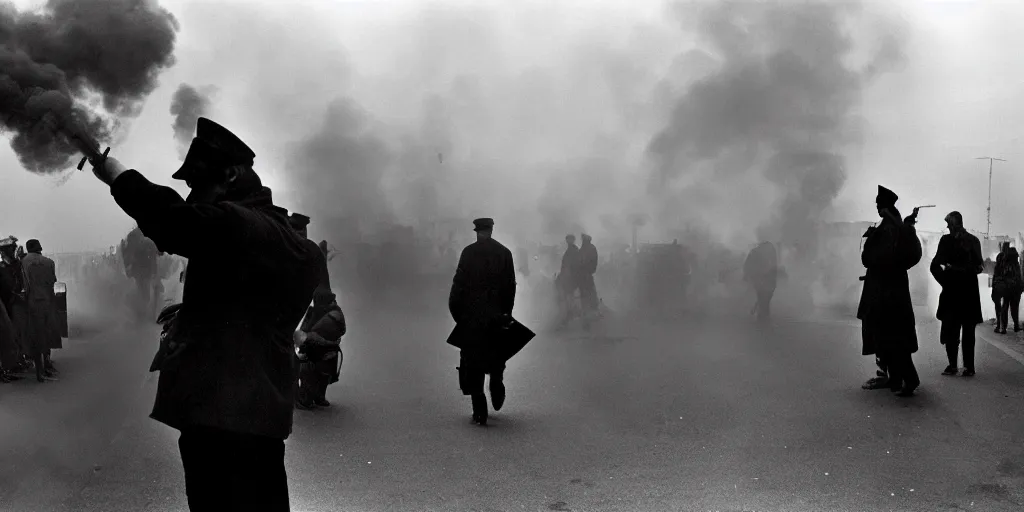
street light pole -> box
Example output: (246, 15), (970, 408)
(977, 156), (1007, 240)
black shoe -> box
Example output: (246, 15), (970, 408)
(862, 377), (890, 390)
(962, 369), (976, 377)
(896, 387), (917, 397)
(490, 382), (506, 411)
(471, 394), (488, 426)
(942, 366), (958, 376)
(313, 397), (331, 407)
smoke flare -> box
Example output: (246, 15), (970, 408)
(0, 0), (179, 174)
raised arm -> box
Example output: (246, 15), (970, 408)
(110, 170), (249, 259)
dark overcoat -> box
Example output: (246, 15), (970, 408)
(111, 169), (321, 440)
(22, 252), (62, 351)
(857, 216), (922, 355)
(929, 232), (984, 325)
(447, 237), (516, 368)
(744, 242), (778, 293)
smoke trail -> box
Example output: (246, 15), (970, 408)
(170, 83), (214, 158)
(0, 0), (178, 174)
(647, 0), (906, 257)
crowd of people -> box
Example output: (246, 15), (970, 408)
(0, 236), (63, 383)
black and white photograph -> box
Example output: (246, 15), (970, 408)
(1, 0), (1024, 510)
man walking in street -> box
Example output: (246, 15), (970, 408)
(447, 218), (516, 426)
(930, 211), (984, 377)
(86, 117), (321, 511)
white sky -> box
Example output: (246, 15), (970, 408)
(1, 0), (1022, 252)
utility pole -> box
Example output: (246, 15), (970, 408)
(977, 156), (1007, 240)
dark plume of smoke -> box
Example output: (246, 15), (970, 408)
(170, 83), (215, 157)
(0, 0), (178, 174)
(647, 0), (906, 260)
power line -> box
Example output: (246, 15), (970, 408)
(977, 156), (1007, 240)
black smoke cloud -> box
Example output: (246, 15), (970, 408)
(0, 0), (178, 174)
(647, 0), (906, 253)
(170, 82), (214, 157)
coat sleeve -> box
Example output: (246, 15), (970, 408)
(898, 225), (923, 270)
(970, 237), (984, 274)
(449, 250), (467, 322)
(500, 249), (516, 315)
(109, 170), (256, 259)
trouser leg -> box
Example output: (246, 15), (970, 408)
(178, 426), (290, 512)
(961, 322), (976, 372)
(999, 296), (1010, 330)
(1011, 293), (1021, 329)
(940, 320), (960, 368)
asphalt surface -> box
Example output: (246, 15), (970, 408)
(3, 297), (1024, 512)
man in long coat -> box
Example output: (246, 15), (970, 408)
(857, 185), (922, 396)
(744, 241), (778, 321)
(86, 117), (322, 510)
(448, 218), (516, 426)
(578, 234), (600, 315)
(21, 239), (61, 380)
(557, 234), (580, 324)
(930, 211), (984, 377)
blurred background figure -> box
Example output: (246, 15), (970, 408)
(120, 226), (162, 322)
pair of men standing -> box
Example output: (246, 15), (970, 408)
(859, 185), (983, 397)
(558, 233), (599, 322)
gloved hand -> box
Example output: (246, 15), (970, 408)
(91, 157), (128, 186)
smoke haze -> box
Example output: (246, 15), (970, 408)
(0, 0), (178, 174)
(169, 82), (214, 157)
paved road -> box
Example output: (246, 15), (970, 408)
(3, 303), (1024, 512)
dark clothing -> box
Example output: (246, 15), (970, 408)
(448, 236), (516, 406)
(558, 244), (580, 294)
(745, 242), (778, 320)
(447, 238), (516, 351)
(996, 293), (1021, 331)
(22, 252), (61, 352)
(578, 242), (599, 311)
(458, 351), (504, 396)
(885, 349), (920, 391)
(178, 426), (289, 511)
(0, 258), (32, 357)
(941, 320), (976, 371)
(930, 232), (984, 325)
(857, 216), (922, 356)
(297, 303), (345, 403)
(0, 300), (18, 369)
(110, 169), (321, 440)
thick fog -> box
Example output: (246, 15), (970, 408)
(0, 0), (1022, 319)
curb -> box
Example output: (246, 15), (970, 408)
(974, 326), (1024, 368)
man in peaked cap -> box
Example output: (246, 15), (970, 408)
(447, 217), (516, 426)
(857, 185), (923, 397)
(87, 117), (321, 510)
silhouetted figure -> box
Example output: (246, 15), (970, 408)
(87, 117), (321, 511)
(22, 239), (61, 381)
(289, 212), (341, 410)
(744, 241), (778, 321)
(0, 236), (24, 382)
(447, 218), (516, 426)
(0, 237), (33, 376)
(991, 242), (1022, 334)
(557, 234), (580, 324)
(857, 185), (922, 397)
(930, 211), (984, 377)
(578, 234), (600, 315)
(121, 226), (161, 321)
